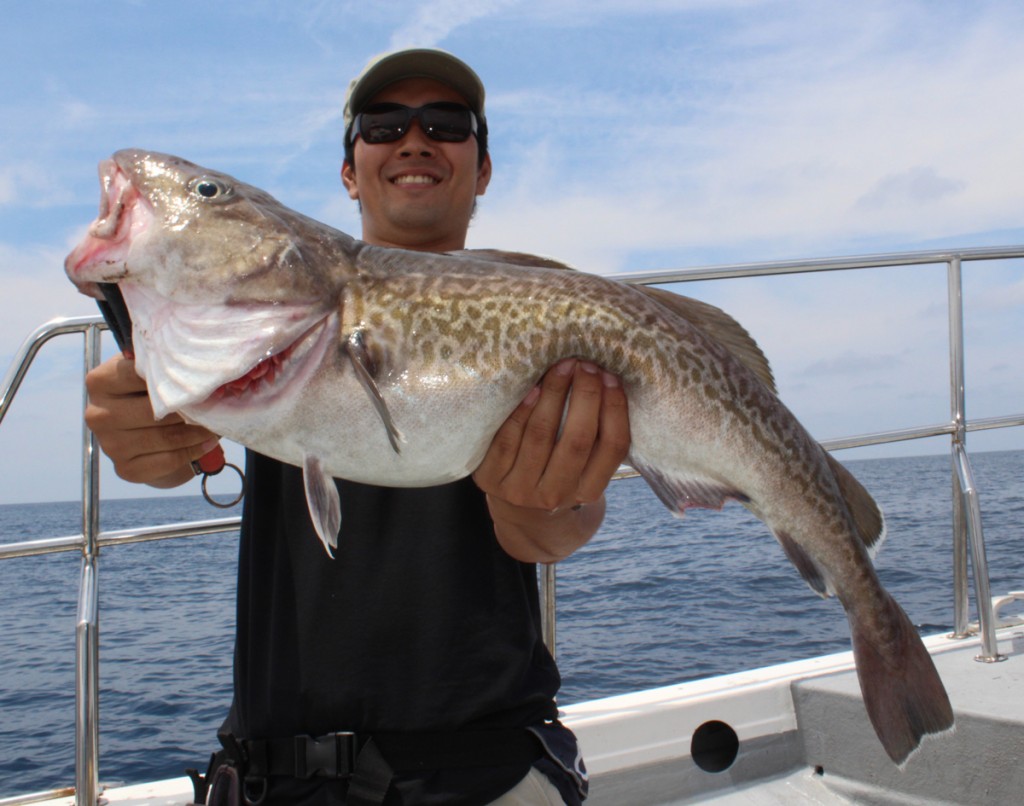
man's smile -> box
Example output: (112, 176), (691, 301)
(392, 173), (441, 186)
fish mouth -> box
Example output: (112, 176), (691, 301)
(211, 340), (301, 399)
(65, 160), (146, 299)
(205, 316), (334, 405)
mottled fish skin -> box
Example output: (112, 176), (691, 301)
(65, 150), (953, 764)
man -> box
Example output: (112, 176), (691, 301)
(84, 49), (630, 805)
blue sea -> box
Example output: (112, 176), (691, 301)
(1, 450), (1022, 797)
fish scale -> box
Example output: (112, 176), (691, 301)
(65, 149), (953, 765)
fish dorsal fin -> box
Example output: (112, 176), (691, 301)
(638, 287), (777, 395)
(826, 453), (887, 557)
(303, 454), (341, 557)
(453, 248), (574, 270)
(344, 329), (404, 454)
(454, 249), (776, 395)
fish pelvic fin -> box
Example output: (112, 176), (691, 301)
(345, 328), (405, 454)
(303, 454), (341, 558)
(849, 593), (955, 765)
(632, 456), (751, 516)
(826, 453), (887, 558)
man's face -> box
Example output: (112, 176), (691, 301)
(342, 77), (492, 252)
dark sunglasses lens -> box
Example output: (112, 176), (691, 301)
(420, 106), (474, 142)
(357, 104), (474, 144)
(359, 107), (410, 144)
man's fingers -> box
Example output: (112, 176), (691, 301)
(517, 359), (578, 470)
(539, 361), (604, 488)
(473, 360), (576, 497)
(476, 358), (631, 515)
(575, 371), (630, 502)
(473, 384), (540, 488)
(84, 354), (146, 397)
(102, 422), (220, 483)
(84, 353), (222, 486)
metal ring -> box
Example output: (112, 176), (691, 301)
(201, 462), (245, 508)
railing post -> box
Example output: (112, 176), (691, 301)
(946, 257), (971, 638)
(75, 323), (103, 805)
(952, 446), (1005, 662)
(540, 564), (557, 659)
(75, 558), (100, 804)
(945, 258), (1004, 660)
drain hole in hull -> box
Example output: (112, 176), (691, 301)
(691, 720), (739, 773)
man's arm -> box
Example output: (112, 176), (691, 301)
(473, 359), (631, 564)
(84, 355), (221, 488)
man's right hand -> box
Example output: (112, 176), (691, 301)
(84, 355), (221, 489)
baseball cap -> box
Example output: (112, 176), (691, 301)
(343, 48), (487, 138)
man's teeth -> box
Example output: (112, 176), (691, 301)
(393, 175), (438, 186)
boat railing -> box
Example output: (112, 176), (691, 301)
(2, 245), (1023, 805)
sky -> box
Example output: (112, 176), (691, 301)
(1, 0), (1023, 505)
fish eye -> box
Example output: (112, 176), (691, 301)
(190, 177), (231, 200)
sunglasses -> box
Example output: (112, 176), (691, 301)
(350, 102), (481, 146)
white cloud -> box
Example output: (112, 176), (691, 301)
(0, 162), (75, 208)
(469, 1), (1024, 268)
(856, 168), (967, 211)
(62, 100), (97, 125)
(0, 240), (98, 365)
(0, 170), (13, 205)
(387, 0), (523, 50)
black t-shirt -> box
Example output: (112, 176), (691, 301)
(225, 451), (572, 804)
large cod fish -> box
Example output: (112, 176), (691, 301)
(65, 149), (953, 764)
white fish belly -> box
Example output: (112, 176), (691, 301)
(189, 365), (529, 487)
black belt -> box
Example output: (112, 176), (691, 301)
(222, 728), (543, 805)
(241, 728), (542, 778)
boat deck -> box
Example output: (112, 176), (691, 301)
(25, 625), (1023, 805)
(570, 625), (1024, 805)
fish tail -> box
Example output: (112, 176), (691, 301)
(849, 593), (954, 764)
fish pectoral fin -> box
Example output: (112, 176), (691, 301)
(303, 454), (341, 558)
(826, 453), (887, 558)
(344, 330), (404, 454)
(633, 456), (751, 516)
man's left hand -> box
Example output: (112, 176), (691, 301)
(473, 358), (630, 562)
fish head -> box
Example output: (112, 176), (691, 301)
(65, 149), (351, 306)
(64, 150), (356, 417)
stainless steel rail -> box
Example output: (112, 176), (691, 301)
(2, 245), (1022, 804)
(615, 244), (1020, 662)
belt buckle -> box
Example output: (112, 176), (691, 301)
(294, 731), (357, 778)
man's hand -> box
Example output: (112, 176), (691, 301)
(84, 355), (221, 489)
(473, 359), (630, 563)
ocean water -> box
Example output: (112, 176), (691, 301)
(1, 450), (1022, 796)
